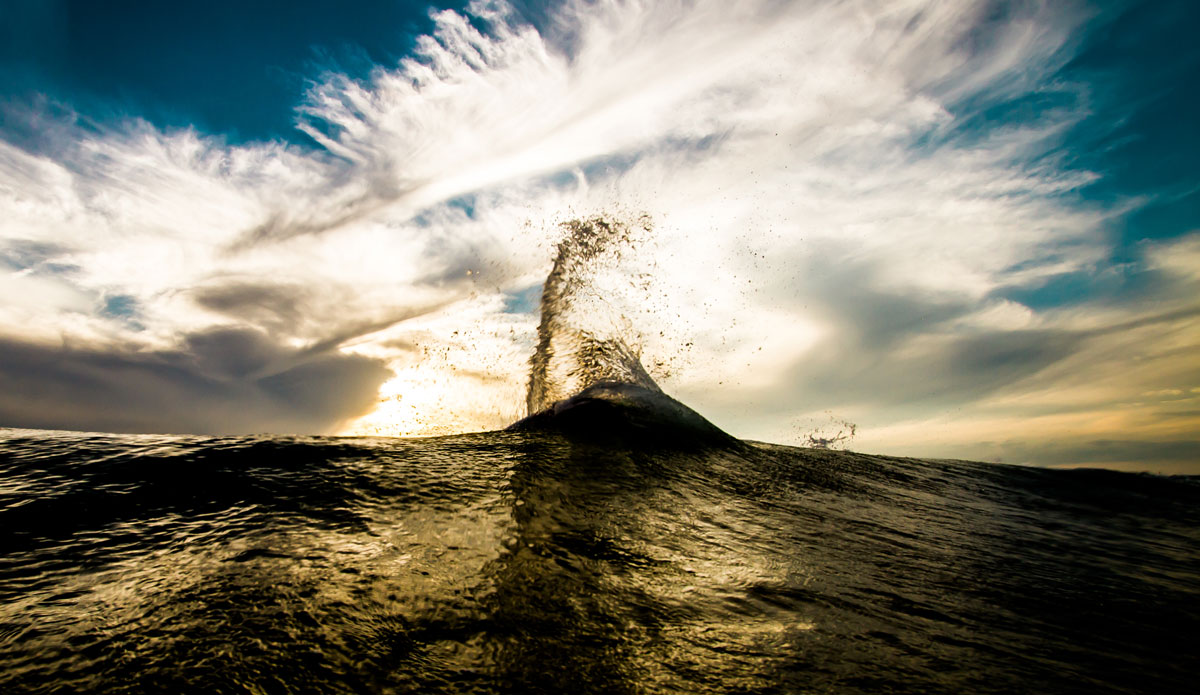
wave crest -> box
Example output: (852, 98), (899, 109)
(526, 215), (659, 416)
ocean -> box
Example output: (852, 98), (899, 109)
(3, 216), (1199, 693)
(2, 424), (1199, 694)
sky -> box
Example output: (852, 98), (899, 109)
(0, 0), (1197, 473)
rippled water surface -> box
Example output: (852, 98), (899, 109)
(2, 427), (1198, 694)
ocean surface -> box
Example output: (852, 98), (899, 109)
(2, 425), (1199, 694)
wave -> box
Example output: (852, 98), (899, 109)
(3, 426), (1198, 694)
(515, 215), (735, 446)
(509, 380), (738, 447)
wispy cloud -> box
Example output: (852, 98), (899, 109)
(0, 0), (1195, 469)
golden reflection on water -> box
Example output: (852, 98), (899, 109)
(5, 431), (1199, 693)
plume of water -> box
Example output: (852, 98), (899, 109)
(526, 215), (660, 416)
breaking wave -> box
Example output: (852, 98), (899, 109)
(525, 214), (660, 416)
(515, 215), (736, 445)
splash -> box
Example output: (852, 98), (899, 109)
(795, 413), (858, 450)
(516, 214), (737, 447)
(525, 215), (660, 416)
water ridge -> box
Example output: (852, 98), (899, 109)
(526, 215), (661, 415)
(517, 215), (734, 446)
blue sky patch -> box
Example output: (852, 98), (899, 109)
(502, 284), (541, 315)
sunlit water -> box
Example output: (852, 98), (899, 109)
(2, 427), (1198, 694)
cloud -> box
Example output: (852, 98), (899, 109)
(0, 0), (1195, 470)
(0, 328), (391, 435)
(969, 439), (1200, 471)
(189, 281), (313, 331)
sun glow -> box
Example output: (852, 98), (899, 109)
(339, 365), (522, 437)
(338, 302), (533, 437)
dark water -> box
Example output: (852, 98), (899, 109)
(2, 426), (1198, 694)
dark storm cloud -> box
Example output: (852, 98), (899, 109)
(190, 281), (311, 331)
(0, 328), (391, 435)
(186, 277), (457, 352)
(182, 327), (286, 380)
